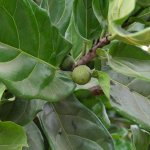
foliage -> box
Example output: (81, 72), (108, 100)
(0, 0), (150, 150)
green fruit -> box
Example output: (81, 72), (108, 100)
(72, 65), (91, 85)
(60, 55), (75, 71)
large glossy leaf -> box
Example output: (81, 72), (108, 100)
(23, 122), (45, 150)
(92, 0), (109, 28)
(73, 0), (102, 40)
(0, 0), (75, 102)
(65, 14), (84, 59)
(97, 53), (150, 130)
(0, 97), (45, 125)
(108, 0), (150, 45)
(39, 95), (115, 150)
(107, 41), (150, 82)
(112, 24), (150, 45)
(37, 0), (74, 35)
(107, 69), (150, 130)
(108, 0), (136, 23)
(131, 125), (150, 150)
(0, 121), (28, 150)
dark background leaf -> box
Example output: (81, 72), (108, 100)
(23, 122), (45, 150)
(0, 97), (45, 125)
(39, 95), (115, 150)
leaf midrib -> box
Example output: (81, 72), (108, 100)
(52, 104), (74, 150)
(111, 79), (150, 124)
(111, 78), (150, 100)
(51, 108), (107, 150)
(0, 1), (57, 70)
(27, 0), (40, 58)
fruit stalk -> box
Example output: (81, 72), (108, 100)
(75, 36), (110, 67)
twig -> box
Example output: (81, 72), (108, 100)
(75, 36), (110, 67)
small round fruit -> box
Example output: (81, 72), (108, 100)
(60, 55), (75, 71)
(72, 65), (91, 85)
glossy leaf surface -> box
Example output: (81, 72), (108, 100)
(102, 50), (150, 130)
(0, 0), (75, 102)
(75, 89), (110, 128)
(107, 69), (150, 130)
(131, 125), (150, 150)
(23, 122), (45, 150)
(0, 97), (45, 125)
(65, 15), (84, 59)
(36, 0), (74, 35)
(92, 0), (109, 28)
(39, 95), (115, 150)
(97, 71), (110, 99)
(0, 121), (27, 150)
(107, 42), (150, 82)
(73, 0), (102, 40)
(108, 0), (150, 45)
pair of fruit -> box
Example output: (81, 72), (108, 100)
(61, 55), (91, 85)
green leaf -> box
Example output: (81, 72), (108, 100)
(127, 22), (145, 33)
(112, 128), (133, 150)
(33, 0), (49, 10)
(65, 14), (84, 59)
(0, 97), (45, 125)
(75, 89), (110, 128)
(107, 69), (150, 131)
(0, 0), (75, 102)
(0, 121), (28, 150)
(97, 71), (110, 99)
(112, 24), (150, 45)
(92, 101), (111, 128)
(108, 0), (150, 45)
(39, 95), (115, 150)
(73, 0), (102, 40)
(108, 0), (136, 23)
(37, 0), (74, 35)
(33, 0), (43, 6)
(137, 0), (150, 7)
(127, 7), (150, 27)
(0, 82), (6, 101)
(107, 41), (150, 82)
(92, 0), (109, 28)
(23, 122), (45, 150)
(131, 125), (150, 150)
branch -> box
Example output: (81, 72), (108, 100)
(75, 36), (110, 67)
